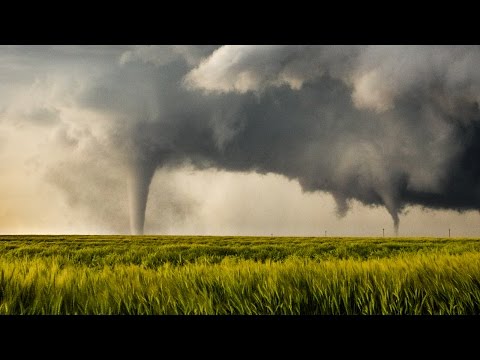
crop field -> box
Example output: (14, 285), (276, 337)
(1, 235), (480, 314)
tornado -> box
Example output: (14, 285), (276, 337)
(392, 215), (400, 236)
(127, 160), (156, 235)
(117, 46), (480, 235)
(22, 45), (480, 235)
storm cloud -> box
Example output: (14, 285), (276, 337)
(2, 45), (480, 235)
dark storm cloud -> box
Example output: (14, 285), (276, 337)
(4, 45), (480, 235)
(104, 45), (480, 234)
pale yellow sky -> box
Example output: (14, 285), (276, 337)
(1, 151), (478, 236)
(145, 169), (480, 237)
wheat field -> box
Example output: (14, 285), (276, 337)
(1, 235), (479, 314)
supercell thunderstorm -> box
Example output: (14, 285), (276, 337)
(2, 45), (480, 234)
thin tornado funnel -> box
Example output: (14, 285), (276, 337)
(127, 161), (156, 235)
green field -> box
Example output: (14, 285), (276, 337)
(1, 235), (480, 314)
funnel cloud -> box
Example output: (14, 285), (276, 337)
(127, 161), (156, 235)
(2, 45), (480, 235)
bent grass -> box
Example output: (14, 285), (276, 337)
(0, 236), (479, 314)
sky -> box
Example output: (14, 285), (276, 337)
(1, 45), (480, 237)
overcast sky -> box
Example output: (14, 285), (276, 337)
(1, 45), (480, 237)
